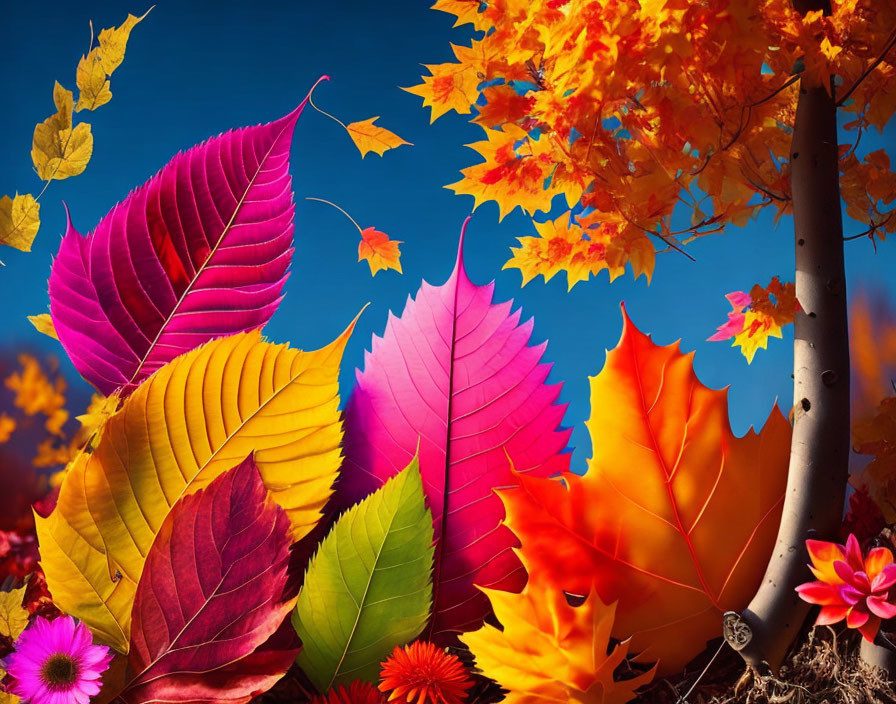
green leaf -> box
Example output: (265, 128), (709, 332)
(293, 458), (434, 692)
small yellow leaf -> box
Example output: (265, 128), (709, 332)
(27, 313), (58, 340)
(0, 194), (40, 252)
(75, 49), (113, 112)
(32, 82), (93, 180)
(0, 582), (30, 641)
(0, 413), (15, 444)
(345, 117), (411, 158)
(96, 8), (152, 75)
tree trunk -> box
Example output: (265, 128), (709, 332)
(723, 0), (851, 670)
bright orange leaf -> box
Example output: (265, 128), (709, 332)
(345, 117), (411, 158)
(499, 307), (791, 674)
(358, 227), (402, 276)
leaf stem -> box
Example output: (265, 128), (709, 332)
(305, 197), (364, 236)
(307, 78), (348, 131)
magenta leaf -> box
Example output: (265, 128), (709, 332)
(337, 219), (571, 643)
(117, 454), (298, 704)
(49, 100), (308, 396)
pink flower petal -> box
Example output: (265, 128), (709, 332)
(859, 615), (882, 642)
(867, 595), (896, 620)
(873, 564), (896, 593)
(839, 584), (864, 605)
(847, 606), (870, 629)
(795, 581), (841, 605)
(845, 534), (865, 572)
(816, 604), (849, 625)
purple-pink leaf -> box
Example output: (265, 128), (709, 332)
(49, 97), (310, 396)
(337, 218), (571, 643)
(117, 454), (298, 704)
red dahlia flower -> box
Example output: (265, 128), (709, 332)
(379, 641), (472, 704)
(312, 680), (385, 704)
(796, 533), (896, 641)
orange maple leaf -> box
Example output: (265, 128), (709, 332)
(345, 117), (412, 158)
(358, 227), (402, 276)
(499, 307), (791, 675)
(461, 566), (655, 703)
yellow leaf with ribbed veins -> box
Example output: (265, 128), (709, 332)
(37, 319), (357, 652)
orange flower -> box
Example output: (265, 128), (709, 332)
(311, 681), (385, 704)
(378, 642), (472, 704)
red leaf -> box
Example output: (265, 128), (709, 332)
(117, 455), (298, 704)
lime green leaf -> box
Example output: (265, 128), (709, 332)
(293, 458), (433, 692)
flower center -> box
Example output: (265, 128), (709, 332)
(40, 654), (80, 689)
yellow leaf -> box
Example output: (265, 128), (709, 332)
(96, 8), (152, 75)
(75, 392), (120, 447)
(0, 194), (40, 252)
(402, 46), (481, 122)
(32, 82), (93, 180)
(37, 321), (357, 652)
(0, 582), (30, 641)
(27, 313), (58, 340)
(75, 50), (112, 112)
(0, 414), (14, 444)
(733, 311), (783, 364)
(345, 117), (411, 158)
(431, 0), (493, 31)
(461, 573), (655, 703)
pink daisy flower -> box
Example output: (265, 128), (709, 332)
(6, 616), (113, 704)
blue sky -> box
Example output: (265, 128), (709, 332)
(2, 1), (894, 470)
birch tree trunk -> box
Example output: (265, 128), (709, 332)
(723, 0), (852, 670)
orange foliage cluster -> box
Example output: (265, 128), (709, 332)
(409, 0), (896, 284)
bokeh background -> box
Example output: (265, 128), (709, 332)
(2, 0), (895, 473)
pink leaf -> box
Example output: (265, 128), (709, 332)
(117, 455), (298, 704)
(49, 98), (311, 396)
(337, 218), (571, 643)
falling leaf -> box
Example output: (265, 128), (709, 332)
(499, 307), (791, 674)
(36, 322), (355, 652)
(0, 194), (40, 253)
(115, 455), (298, 704)
(337, 223), (570, 643)
(294, 458), (434, 691)
(0, 582), (30, 641)
(75, 50), (113, 112)
(461, 571), (655, 703)
(358, 227), (402, 275)
(346, 117), (411, 158)
(31, 82), (93, 180)
(49, 101), (306, 396)
(96, 9), (153, 75)
(26, 313), (58, 340)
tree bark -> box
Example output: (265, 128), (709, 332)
(723, 0), (850, 669)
